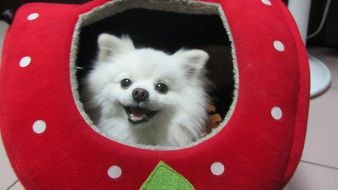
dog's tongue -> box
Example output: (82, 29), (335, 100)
(127, 106), (158, 125)
(129, 107), (148, 121)
(130, 113), (146, 121)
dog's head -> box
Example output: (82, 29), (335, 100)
(88, 34), (209, 128)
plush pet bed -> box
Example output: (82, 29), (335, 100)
(0, 0), (309, 189)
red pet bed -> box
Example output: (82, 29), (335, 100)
(0, 0), (309, 189)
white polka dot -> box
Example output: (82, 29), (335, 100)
(211, 162), (225, 176)
(271, 107), (283, 120)
(108, 165), (122, 179)
(27, 13), (39, 21)
(261, 0), (272, 6)
(19, 56), (31, 67)
(33, 120), (47, 134)
(273, 40), (285, 52)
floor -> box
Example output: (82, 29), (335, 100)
(0, 20), (338, 189)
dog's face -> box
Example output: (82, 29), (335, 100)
(87, 34), (209, 128)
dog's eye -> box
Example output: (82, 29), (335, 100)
(155, 83), (169, 94)
(120, 78), (132, 88)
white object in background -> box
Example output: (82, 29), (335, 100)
(288, 0), (332, 97)
(288, 0), (312, 42)
(309, 56), (331, 96)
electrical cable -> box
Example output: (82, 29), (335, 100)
(307, 0), (332, 39)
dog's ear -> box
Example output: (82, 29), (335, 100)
(174, 49), (209, 77)
(97, 33), (135, 62)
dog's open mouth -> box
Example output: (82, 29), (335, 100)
(124, 106), (158, 125)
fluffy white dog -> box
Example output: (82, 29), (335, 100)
(85, 33), (210, 147)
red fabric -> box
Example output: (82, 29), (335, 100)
(0, 0), (309, 189)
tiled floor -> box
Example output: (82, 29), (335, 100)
(1, 20), (338, 189)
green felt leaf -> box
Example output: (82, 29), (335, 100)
(140, 161), (195, 190)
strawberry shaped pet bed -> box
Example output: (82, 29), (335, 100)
(0, 0), (309, 189)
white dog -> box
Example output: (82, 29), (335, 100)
(85, 33), (210, 147)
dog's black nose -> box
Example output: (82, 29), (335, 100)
(132, 88), (149, 102)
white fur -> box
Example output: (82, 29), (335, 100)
(85, 33), (210, 147)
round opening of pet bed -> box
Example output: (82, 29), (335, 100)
(71, 0), (238, 150)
